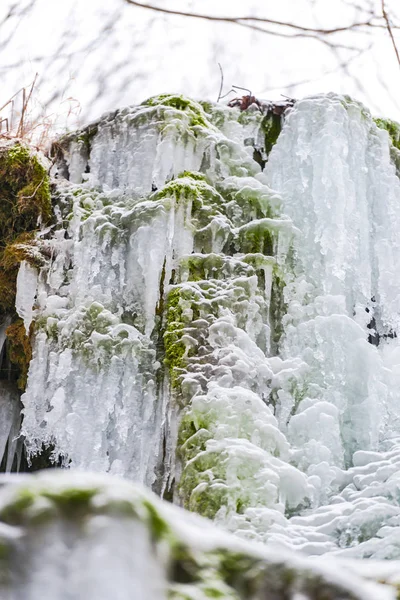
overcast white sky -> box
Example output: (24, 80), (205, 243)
(0, 0), (399, 133)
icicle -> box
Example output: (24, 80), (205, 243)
(15, 261), (38, 334)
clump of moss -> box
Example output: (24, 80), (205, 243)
(0, 487), (36, 524)
(238, 223), (274, 256)
(164, 287), (187, 390)
(141, 94), (210, 129)
(157, 178), (203, 202)
(180, 254), (225, 283)
(5, 318), (32, 390)
(1, 232), (43, 271)
(374, 117), (400, 152)
(76, 124), (99, 155)
(262, 113), (282, 155)
(154, 173), (223, 227)
(42, 488), (98, 517)
(0, 271), (17, 314)
(142, 499), (171, 542)
(0, 143), (51, 311)
(0, 143), (51, 242)
(177, 171), (207, 182)
(0, 142), (51, 389)
(269, 266), (287, 352)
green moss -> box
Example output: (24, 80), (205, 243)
(42, 488), (97, 515)
(374, 117), (400, 151)
(262, 113), (282, 155)
(186, 483), (229, 520)
(178, 413), (211, 462)
(0, 486), (98, 524)
(180, 254), (226, 283)
(0, 143), (51, 243)
(238, 223), (274, 255)
(177, 171), (207, 182)
(269, 265), (287, 352)
(0, 232), (41, 319)
(154, 176), (224, 241)
(1, 232), (41, 269)
(0, 143), (51, 313)
(143, 499), (171, 541)
(164, 287), (187, 390)
(141, 94), (210, 130)
(216, 180), (280, 222)
(155, 176), (219, 211)
(36, 301), (148, 372)
(203, 588), (225, 598)
(76, 124), (99, 155)
(157, 179), (203, 202)
(0, 271), (17, 314)
(0, 488), (36, 524)
(199, 101), (213, 114)
(0, 143), (51, 388)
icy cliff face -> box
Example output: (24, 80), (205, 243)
(7, 92), (400, 567)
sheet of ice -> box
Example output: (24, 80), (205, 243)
(260, 94), (400, 556)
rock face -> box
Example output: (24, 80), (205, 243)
(2, 92), (400, 595)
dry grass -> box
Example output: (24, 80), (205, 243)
(0, 74), (81, 152)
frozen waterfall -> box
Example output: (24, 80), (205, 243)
(2, 92), (400, 595)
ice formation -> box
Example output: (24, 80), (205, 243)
(3, 91), (400, 593)
(15, 261), (38, 334)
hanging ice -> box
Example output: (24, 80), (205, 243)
(15, 260), (38, 334)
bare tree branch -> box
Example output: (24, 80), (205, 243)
(124, 0), (394, 35)
(381, 0), (400, 70)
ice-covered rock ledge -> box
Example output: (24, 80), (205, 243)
(0, 470), (396, 600)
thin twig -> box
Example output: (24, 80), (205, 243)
(219, 89), (236, 100)
(0, 85), (26, 114)
(18, 177), (45, 201)
(232, 85), (252, 95)
(217, 63), (224, 102)
(17, 86), (27, 138)
(381, 0), (400, 70)
(24, 73), (38, 115)
(0, 118), (8, 133)
(20, 73), (38, 137)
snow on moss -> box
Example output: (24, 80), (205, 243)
(0, 471), (393, 600)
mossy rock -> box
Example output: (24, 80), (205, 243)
(0, 142), (51, 389)
(5, 319), (32, 390)
(141, 94), (210, 130)
(374, 117), (400, 151)
(0, 142), (51, 244)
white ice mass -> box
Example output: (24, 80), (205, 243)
(3, 92), (400, 596)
